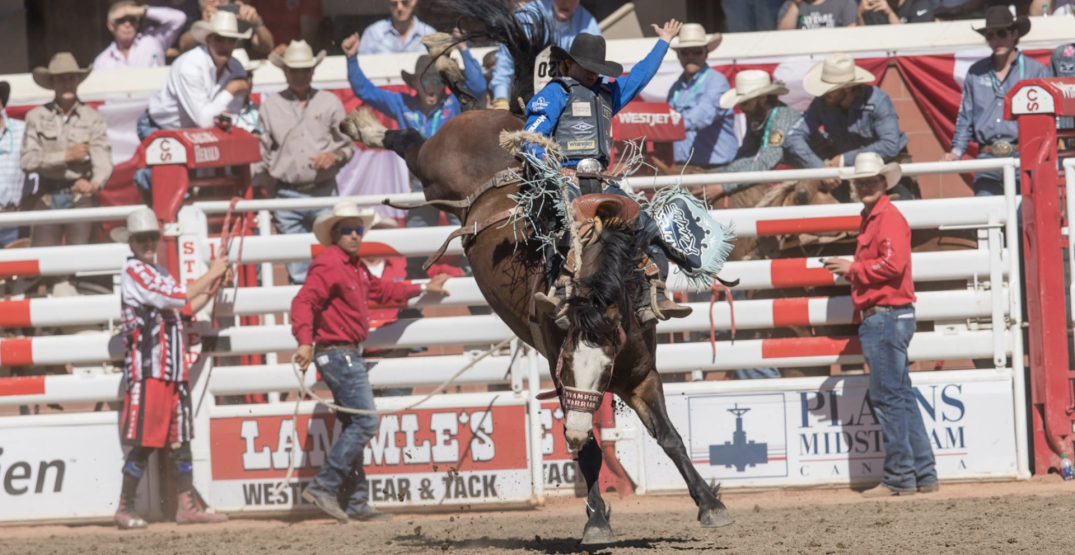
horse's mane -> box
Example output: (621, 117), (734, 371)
(566, 220), (653, 346)
(431, 0), (552, 115)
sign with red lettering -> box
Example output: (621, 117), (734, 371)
(612, 102), (686, 143)
(208, 398), (535, 511)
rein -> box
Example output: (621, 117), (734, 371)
(536, 326), (626, 413)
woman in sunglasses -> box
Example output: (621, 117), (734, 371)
(943, 6), (1049, 196)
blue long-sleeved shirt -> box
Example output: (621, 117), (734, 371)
(346, 49), (487, 139)
(490, 0), (601, 102)
(522, 39), (670, 165)
(666, 66), (737, 166)
(951, 51), (1051, 156)
(785, 85), (908, 168)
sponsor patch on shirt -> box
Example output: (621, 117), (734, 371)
(571, 121), (595, 132)
(531, 97), (549, 110)
(571, 102), (592, 117)
(567, 140), (596, 151)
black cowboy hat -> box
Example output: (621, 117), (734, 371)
(974, 6), (1031, 38)
(550, 33), (623, 77)
(401, 55), (441, 90)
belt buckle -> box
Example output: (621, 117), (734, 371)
(991, 141), (1013, 158)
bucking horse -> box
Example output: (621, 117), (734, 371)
(340, 0), (734, 543)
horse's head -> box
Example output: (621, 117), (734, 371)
(558, 216), (647, 450)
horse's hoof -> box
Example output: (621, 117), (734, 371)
(698, 506), (735, 528)
(581, 506), (614, 545)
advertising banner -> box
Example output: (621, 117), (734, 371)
(622, 370), (1018, 491)
(208, 395), (535, 512)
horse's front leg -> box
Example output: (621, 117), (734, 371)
(576, 438), (614, 545)
(624, 372), (735, 528)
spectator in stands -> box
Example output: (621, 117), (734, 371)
(0, 82), (30, 249)
(722, 0), (785, 32)
(858, 0), (935, 24)
(358, 0), (434, 56)
(178, 0), (274, 58)
(944, 7), (1048, 196)
(20, 53), (112, 248)
(253, 0), (321, 49)
(710, 70), (800, 197)
(666, 24), (735, 170)
(257, 40), (353, 284)
(777, 0), (859, 29)
(111, 208), (232, 529)
(786, 53), (916, 201)
(1031, 0), (1075, 15)
(228, 49), (263, 134)
(343, 31), (484, 277)
(93, 0), (187, 70)
(1050, 40), (1075, 141)
(822, 152), (937, 498)
(489, 0), (600, 111)
(935, 0), (1031, 19)
(291, 200), (450, 522)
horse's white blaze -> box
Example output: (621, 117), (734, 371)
(564, 341), (612, 450)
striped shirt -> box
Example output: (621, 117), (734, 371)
(0, 114), (28, 209)
(121, 258), (189, 384)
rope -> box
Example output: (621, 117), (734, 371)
(208, 197), (248, 321)
(709, 281), (735, 364)
(271, 335), (516, 496)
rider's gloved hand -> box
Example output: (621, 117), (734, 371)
(492, 98), (510, 111)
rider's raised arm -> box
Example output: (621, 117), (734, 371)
(521, 83), (568, 159)
(346, 56), (406, 123)
(459, 47), (488, 100)
(609, 39), (670, 114)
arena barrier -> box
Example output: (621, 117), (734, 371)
(0, 158), (1025, 524)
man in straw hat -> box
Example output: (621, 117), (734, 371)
(93, 0), (187, 70)
(525, 21), (696, 324)
(255, 40), (354, 284)
(944, 6), (1048, 196)
(666, 23), (736, 169)
(822, 152), (938, 499)
(21, 52), (112, 248)
(785, 52), (915, 200)
(291, 200), (451, 522)
(178, 0), (274, 58)
(711, 69), (801, 198)
(111, 207), (233, 529)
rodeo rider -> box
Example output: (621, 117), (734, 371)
(290, 200), (451, 522)
(822, 152), (938, 498)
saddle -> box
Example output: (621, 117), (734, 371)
(571, 194), (640, 225)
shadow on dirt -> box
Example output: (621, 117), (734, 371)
(392, 532), (716, 553)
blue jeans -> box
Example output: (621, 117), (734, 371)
(308, 347), (378, 516)
(859, 307), (937, 492)
(134, 112), (161, 195)
(0, 225), (20, 247)
(722, 0), (784, 32)
(273, 183), (336, 284)
(972, 152), (1014, 197)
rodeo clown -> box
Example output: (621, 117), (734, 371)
(527, 19), (718, 325)
(112, 208), (232, 529)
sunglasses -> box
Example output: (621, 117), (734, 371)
(114, 15), (141, 26)
(420, 75), (443, 88)
(388, 0), (413, 6)
(983, 29), (1010, 41)
(132, 233), (161, 243)
(853, 176), (886, 186)
(677, 48), (706, 57)
(337, 226), (365, 236)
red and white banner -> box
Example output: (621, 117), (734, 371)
(208, 396), (535, 511)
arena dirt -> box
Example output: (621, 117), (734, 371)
(4, 478), (1075, 555)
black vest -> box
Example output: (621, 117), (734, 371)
(552, 77), (614, 162)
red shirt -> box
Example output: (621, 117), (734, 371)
(848, 195), (916, 312)
(291, 245), (421, 346)
(255, 0), (322, 47)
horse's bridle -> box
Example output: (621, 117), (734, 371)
(546, 326), (626, 413)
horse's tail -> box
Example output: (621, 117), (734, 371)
(340, 107), (426, 165)
(432, 0), (552, 114)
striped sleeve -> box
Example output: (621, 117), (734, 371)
(121, 260), (188, 311)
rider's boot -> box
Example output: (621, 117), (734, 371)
(115, 458), (147, 530)
(638, 248), (692, 325)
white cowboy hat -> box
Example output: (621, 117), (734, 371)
(840, 152), (902, 190)
(802, 53), (875, 97)
(32, 53), (91, 90)
(312, 201), (379, 247)
(719, 69), (789, 110)
(111, 208), (160, 243)
(269, 40), (326, 70)
(669, 23), (722, 51)
(231, 48), (261, 72)
(191, 11), (252, 44)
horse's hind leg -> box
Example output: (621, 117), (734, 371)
(577, 438), (614, 545)
(625, 372), (734, 528)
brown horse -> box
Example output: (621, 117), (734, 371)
(341, 0), (733, 544)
